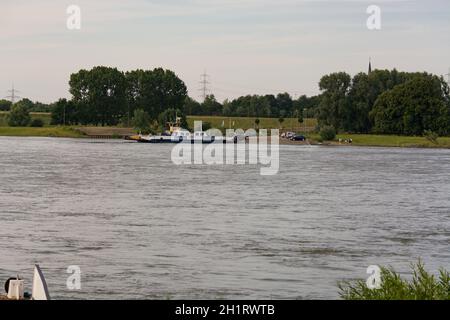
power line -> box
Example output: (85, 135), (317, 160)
(199, 71), (210, 101)
(5, 83), (21, 104)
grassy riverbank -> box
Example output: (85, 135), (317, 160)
(0, 112), (52, 126)
(1, 113), (450, 148)
(310, 134), (450, 149)
(0, 127), (85, 138)
(307, 133), (450, 149)
(1, 112), (317, 131)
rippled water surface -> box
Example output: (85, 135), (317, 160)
(0, 137), (449, 299)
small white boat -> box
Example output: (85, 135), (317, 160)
(32, 264), (51, 300)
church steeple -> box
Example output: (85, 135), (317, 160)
(368, 57), (372, 74)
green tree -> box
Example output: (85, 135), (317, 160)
(51, 99), (78, 125)
(202, 122), (212, 131)
(229, 95), (271, 118)
(317, 72), (351, 131)
(70, 66), (127, 126)
(347, 69), (420, 133)
(0, 99), (12, 111)
(201, 95), (222, 116)
(222, 99), (235, 117)
(126, 68), (187, 121)
(252, 96), (271, 117)
(14, 98), (34, 112)
(30, 118), (44, 127)
(125, 69), (144, 121)
(183, 97), (202, 115)
(133, 109), (152, 134)
(255, 118), (260, 129)
(297, 109), (304, 125)
(276, 93), (294, 118)
(8, 103), (31, 127)
(294, 95), (321, 119)
(231, 95), (252, 117)
(265, 94), (279, 118)
(320, 125), (336, 141)
(370, 74), (450, 136)
(29, 101), (53, 112)
(347, 73), (371, 133)
(424, 130), (439, 144)
(158, 108), (188, 130)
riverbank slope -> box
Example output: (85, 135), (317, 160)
(0, 127), (84, 138)
(314, 134), (450, 149)
(1, 127), (450, 149)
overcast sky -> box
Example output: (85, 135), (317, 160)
(1, 0), (449, 103)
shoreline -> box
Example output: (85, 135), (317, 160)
(1, 127), (450, 150)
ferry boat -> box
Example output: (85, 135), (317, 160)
(130, 117), (238, 144)
(137, 130), (217, 144)
(136, 117), (225, 144)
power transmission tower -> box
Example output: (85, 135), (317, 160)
(5, 83), (21, 104)
(199, 71), (210, 102)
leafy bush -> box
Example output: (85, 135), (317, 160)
(0, 99), (12, 111)
(7, 104), (31, 127)
(111, 132), (120, 139)
(202, 122), (212, 131)
(30, 118), (44, 128)
(339, 262), (450, 300)
(133, 109), (152, 134)
(424, 130), (439, 144)
(320, 126), (336, 141)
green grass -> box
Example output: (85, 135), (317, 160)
(186, 116), (317, 131)
(306, 133), (450, 148)
(0, 112), (52, 126)
(336, 134), (450, 148)
(339, 262), (450, 300)
(0, 126), (85, 138)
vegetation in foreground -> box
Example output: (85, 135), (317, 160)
(339, 262), (450, 300)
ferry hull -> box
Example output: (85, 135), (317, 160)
(137, 136), (218, 144)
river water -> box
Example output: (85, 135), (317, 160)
(0, 137), (449, 299)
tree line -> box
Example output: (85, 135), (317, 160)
(3, 66), (450, 137)
(182, 69), (450, 136)
(183, 93), (319, 119)
(50, 66), (320, 130)
(317, 70), (450, 136)
(52, 66), (320, 127)
(1, 98), (52, 127)
(51, 66), (188, 127)
(0, 98), (53, 112)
